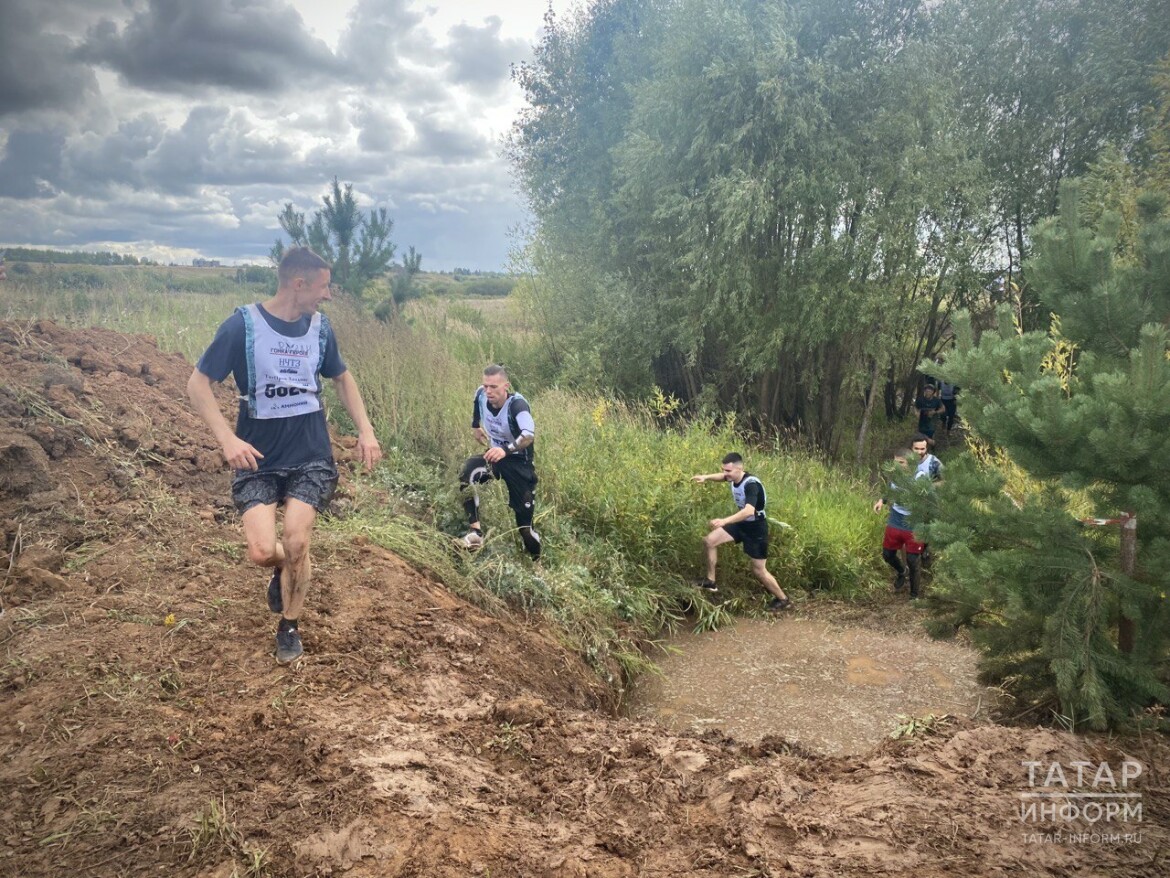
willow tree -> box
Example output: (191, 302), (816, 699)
(939, 0), (1170, 329)
(509, 0), (667, 392)
(512, 0), (987, 450)
(511, 0), (1169, 452)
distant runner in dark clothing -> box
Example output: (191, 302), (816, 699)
(938, 381), (959, 434)
(914, 384), (944, 439)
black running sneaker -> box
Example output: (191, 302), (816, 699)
(693, 578), (719, 593)
(521, 526), (542, 559)
(767, 596), (793, 612)
(267, 567), (283, 614)
(275, 625), (302, 665)
(893, 572), (907, 592)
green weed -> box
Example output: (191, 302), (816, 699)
(890, 712), (955, 739)
(187, 795), (271, 876)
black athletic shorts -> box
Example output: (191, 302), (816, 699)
(722, 518), (769, 560)
(231, 458), (339, 514)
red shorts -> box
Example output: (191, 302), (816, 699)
(882, 525), (924, 555)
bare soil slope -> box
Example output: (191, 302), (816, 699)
(0, 320), (1164, 878)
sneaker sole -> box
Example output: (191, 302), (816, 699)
(275, 642), (303, 664)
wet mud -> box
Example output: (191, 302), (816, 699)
(626, 618), (991, 754)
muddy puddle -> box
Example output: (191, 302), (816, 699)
(625, 617), (992, 755)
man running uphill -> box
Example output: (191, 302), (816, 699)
(458, 365), (542, 558)
(187, 247), (381, 664)
(873, 437), (940, 599)
(691, 453), (792, 612)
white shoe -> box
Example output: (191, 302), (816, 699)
(459, 530), (484, 550)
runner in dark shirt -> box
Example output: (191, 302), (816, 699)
(187, 247), (381, 664)
(914, 384), (944, 439)
(457, 364), (541, 558)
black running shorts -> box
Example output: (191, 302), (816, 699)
(722, 519), (769, 560)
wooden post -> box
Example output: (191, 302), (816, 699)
(1118, 512), (1136, 655)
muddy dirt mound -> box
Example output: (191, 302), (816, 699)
(0, 320), (1165, 878)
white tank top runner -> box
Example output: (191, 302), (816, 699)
(240, 304), (324, 420)
(730, 475), (766, 519)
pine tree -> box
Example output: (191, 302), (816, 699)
(269, 178), (400, 297)
(927, 174), (1170, 729)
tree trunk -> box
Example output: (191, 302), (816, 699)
(856, 355), (883, 467)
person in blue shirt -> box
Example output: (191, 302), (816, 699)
(187, 247), (381, 664)
(873, 435), (942, 598)
(691, 453), (792, 612)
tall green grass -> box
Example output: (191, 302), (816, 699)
(537, 391), (878, 594)
(0, 267), (258, 362)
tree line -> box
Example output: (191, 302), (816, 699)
(1, 247), (158, 266)
(508, 0), (1170, 460)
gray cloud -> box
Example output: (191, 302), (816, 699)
(354, 104), (411, 154)
(63, 115), (166, 195)
(406, 109), (493, 161)
(138, 106), (304, 192)
(446, 16), (531, 96)
(0, 2), (102, 117)
(335, 0), (426, 86)
(0, 0), (548, 270)
(79, 0), (343, 94)
(0, 129), (66, 198)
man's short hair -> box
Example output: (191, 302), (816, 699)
(483, 364), (509, 380)
(721, 452), (744, 466)
(911, 433), (930, 446)
(278, 246), (330, 286)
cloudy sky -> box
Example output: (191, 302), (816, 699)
(0, 0), (565, 271)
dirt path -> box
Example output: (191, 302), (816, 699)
(626, 616), (992, 754)
(0, 320), (1165, 877)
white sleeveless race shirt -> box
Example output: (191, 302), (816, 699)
(730, 475), (766, 519)
(239, 304), (325, 420)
